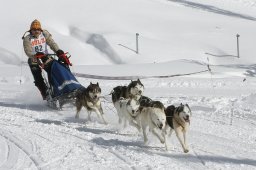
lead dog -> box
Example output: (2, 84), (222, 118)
(111, 79), (144, 124)
(75, 82), (107, 124)
(163, 103), (192, 153)
(139, 100), (166, 144)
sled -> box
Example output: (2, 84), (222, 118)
(36, 53), (84, 110)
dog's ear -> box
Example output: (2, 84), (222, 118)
(97, 82), (99, 86)
(90, 82), (92, 85)
(176, 105), (184, 113)
(185, 104), (192, 114)
(137, 78), (141, 83)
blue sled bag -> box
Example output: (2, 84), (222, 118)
(50, 60), (83, 97)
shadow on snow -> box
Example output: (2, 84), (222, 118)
(0, 101), (50, 112)
(168, 0), (256, 21)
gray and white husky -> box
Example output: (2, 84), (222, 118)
(75, 82), (107, 124)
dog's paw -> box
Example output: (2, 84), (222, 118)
(144, 139), (148, 145)
(135, 125), (141, 131)
(184, 149), (189, 153)
(159, 136), (165, 144)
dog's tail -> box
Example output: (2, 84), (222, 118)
(165, 105), (175, 128)
(165, 105), (175, 117)
(109, 89), (114, 95)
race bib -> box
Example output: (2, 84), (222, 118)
(30, 33), (48, 55)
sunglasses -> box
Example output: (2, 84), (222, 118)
(31, 29), (41, 31)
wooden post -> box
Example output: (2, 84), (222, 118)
(236, 34), (240, 58)
(136, 33), (139, 54)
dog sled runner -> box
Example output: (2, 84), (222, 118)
(36, 53), (84, 109)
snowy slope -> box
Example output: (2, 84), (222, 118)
(0, 66), (256, 170)
(1, 0), (256, 65)
(0, 0), (256, 169)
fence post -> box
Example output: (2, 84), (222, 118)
(136, 33), (139, 54)
(230, 99), (236, 125)
(236, 34), (240, 58)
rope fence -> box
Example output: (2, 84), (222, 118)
(73, 69), (210, 80)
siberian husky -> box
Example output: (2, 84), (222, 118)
(111, 79), (144, 124)
(138, 100), (166, 144)
(163, 104), (192, 153)
(118, 97), (141, 131)
(75, 82), (107, 124)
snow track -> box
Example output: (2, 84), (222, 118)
(0, 75), (256, 169)
(0, 127), (43, 170)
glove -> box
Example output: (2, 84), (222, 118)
(35, 52), (44, 58)
(56, 49), (64, 57)
(30, 57), (38, 65)
(57, 49), (69, 65)
(35, 52), (48, 63)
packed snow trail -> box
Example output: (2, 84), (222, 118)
(0, 70), (255, 169)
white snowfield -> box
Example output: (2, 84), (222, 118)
(0, 63), (255, 170)
(0, 0), (256, 169)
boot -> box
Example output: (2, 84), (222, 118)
(39, 88), (47, 100)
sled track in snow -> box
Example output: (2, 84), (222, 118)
(0, 129), (43, 170)
(60, 130), (138, 169)
(190, 146), (209, 168)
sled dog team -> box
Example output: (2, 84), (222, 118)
(75, 79), (192, 153)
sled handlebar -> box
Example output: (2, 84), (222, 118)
(35, 52), (73, 67)
(58, 52), (72, 66)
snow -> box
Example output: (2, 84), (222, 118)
(0, 0), (256, 169)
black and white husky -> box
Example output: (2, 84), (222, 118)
(111, 79), (144, 124)
(75, 82), (107, 124)
(163, 103), (192, 153)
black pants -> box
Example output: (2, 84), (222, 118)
(28, 58), (48, 98)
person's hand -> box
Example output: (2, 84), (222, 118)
(35, 52), (49, 63)
(56, 49), (64, 57)
(57, 50), (69, 65)
(35, 52), (44, 58)
(31, 57), (38, 65)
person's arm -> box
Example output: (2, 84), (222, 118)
(43, 30), (60, 53)
(23, 36), (34, 58)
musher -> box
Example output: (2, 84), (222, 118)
(22, 19), (65, 100)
